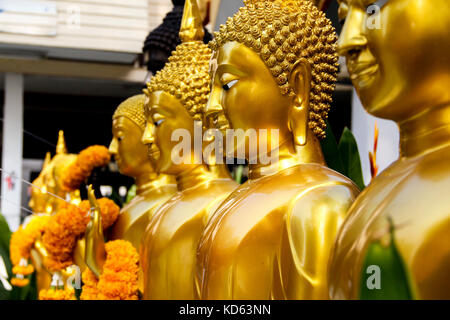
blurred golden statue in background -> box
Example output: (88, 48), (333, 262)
(329, 0), (450, 299)
(83, 95), (177, 293)
(29, 131), (81, 292)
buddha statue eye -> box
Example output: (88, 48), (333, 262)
(154, 119), (164, 127)
(223, 79), (238, 91)
(118, 136), (124, 142)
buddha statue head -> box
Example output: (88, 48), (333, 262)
(29, 152), (52, 214)
(142, 0), (212, 176)
(109, 95), (155, 179)
(40, 131), (79, 208)
(337, 0), (450, 122)
(206, 0), (338, 162)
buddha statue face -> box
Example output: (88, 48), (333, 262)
(142, 38), (212, 175)
(109, 95), (154, 177)
(29, 176), (49, 213)
(207, 0), (338, 159)
(29, 152), (52, 213)
(143, 90), (196, 175)
(338, 0), (450, 121)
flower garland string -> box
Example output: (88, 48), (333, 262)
(9, 215), (50, 287)
(61, 145), (110, 192)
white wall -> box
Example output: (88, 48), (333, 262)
(351, 90), (399, 186)
(1, 73), (24, 231)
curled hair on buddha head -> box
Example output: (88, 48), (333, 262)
(209, 0), (339, 139)
(144, 0), (212, 122)
(113, 94), (147, 131)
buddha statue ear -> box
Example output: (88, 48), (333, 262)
(288, 59), (311, 146)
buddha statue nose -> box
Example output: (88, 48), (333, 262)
(337, 7), (368, 59)
(141, 123), (155, 145)
(108, 138), (118, 155)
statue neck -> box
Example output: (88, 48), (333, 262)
(249, 131), (325, 180)
(135, 172), (159, 195)
(399, 103), (450, 158)
(176, 164), (213, 191)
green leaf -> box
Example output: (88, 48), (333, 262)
(338, 127), (365, 190)
(0, 214), (12, 300)
(359, 226), (415, 300)
(125, 184), (137, 204)
(320, 120), (345, 175)
(234, 165), (244, 184)
(0, 214), (11, 253)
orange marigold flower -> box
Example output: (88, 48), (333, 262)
(61, 145), (110, 192)
(39, 287), (76, 300)
(12, 264), (34, 276)
(11, 277), (30, 287)
(81, 240), (139, 300)
(9, 215), (50, 270)
(80, 269), (100, 300)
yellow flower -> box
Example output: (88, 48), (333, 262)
(39, 287), (76, 300)
(80, 269), (100, 300)
(12, 264), (34, 276)
(11, 277), (30, 287)
(9, 215), (49, 274)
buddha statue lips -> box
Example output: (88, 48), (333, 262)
(139, 0), (238, 300)
(196, 0), (360, 300)
(329, 0), (450, 300)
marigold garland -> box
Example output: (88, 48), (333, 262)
(61, 145), (110, 191)
(80, 268), (100, 300)
(81, 240), (139, 300)
(11, 277), (30, 287)
(39, 287), (76, 300)
(9, 215), (50, 283)
(42, 199), (119, 272)
(12, 264), (34, 276)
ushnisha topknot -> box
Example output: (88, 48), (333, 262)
(144, 0), (212, 121)
(209, 0), (339, 139)
(113, 94), (147, 131)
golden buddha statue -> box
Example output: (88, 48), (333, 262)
(108, 94), (177, 250)
(329, 0), (450, 300)
(29, 152), (52, 215)
(30, 131), (82, 292)
(83, 95), (177, 293)
(139, 0), (238, 300)
(196, 0), (360, 300)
